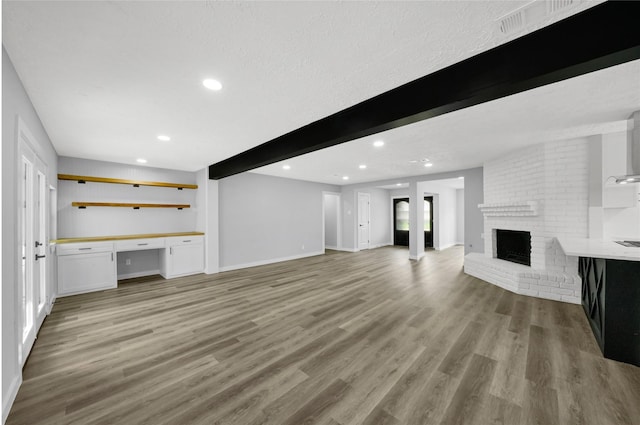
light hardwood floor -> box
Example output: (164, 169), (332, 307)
(7, 246), (640, 425)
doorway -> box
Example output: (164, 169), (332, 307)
(424, 196), (434, 248)
(17, 124), (50, 366)
(323, 192), (341, 250)
(393, 197), (434, 248)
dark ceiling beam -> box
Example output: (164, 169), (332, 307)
(209, 1), (640, 180)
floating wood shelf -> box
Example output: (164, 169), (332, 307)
(72, 202), (190, 210)
(59, 174), (198, 190)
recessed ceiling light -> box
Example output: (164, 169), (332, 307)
(282, 164), (291, 170)
(342, 176), (349, 180)
(157, 135), (171, 141)
(203, 78), (222, 91)
(396, 183), (402, 186)
(409, 160), (418, 163)
(136, 158), (147, 164)
(373, 140), (384, 147)
(424, 162), (433, 167)
(359, 164), (367, 169)
(458, 176), (464, 179)
(620, 181), (628, 184)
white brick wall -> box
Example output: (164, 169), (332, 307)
(465, 138), (589, 304)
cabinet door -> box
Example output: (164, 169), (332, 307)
(58, 251), (116, 295)
(168, 243), (204, 277)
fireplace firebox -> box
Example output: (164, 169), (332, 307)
(496, 229), (531, 266)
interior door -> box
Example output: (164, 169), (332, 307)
(18, 138), (49, 366)
(393, 198), (409, 246)
(358, 193), (370, 250)
(424, 196), (434, 248)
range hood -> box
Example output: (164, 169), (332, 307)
(614, 110), (640, 184)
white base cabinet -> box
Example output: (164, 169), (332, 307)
(161, 236), (204, 279)
(56, 235), (205, 297)
(57, 242), (117, 296)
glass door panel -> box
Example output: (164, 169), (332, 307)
(393, 199), (410, 246)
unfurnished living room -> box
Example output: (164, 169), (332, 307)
(2, 1), (640, 424)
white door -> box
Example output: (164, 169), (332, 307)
(18, 130), (49, 366)
(35, 158), (48, 329)
(358, 193), (371, 250)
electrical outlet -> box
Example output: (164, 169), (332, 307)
(125, 259), (131, 266)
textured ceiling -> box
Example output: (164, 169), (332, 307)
(4, 0), (626, 186)
(254, 59), (640, 185)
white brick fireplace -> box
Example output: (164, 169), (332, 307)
(464, 138), (589, 304)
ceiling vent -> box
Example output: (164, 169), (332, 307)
(497, 0), (581, 36)
(498, 10), (525, 35)
(547, 0), (577, 15)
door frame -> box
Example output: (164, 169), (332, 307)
(322, 191), (342, 251)
(391, 195), (409, 246)
(392, 197), (410, 246)
(424, 196), (434, 248)
(357, 192), (371, 251)
(16, 117), (51, 366)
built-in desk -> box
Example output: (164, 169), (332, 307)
(55, 232), (204, 297)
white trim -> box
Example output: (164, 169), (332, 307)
(435, 243), (457, 251)
(370, 242), (393, 249)
(117, 270), (161, 280)
(409, 252), (425, 261)
(2, 374), (22, 424)
(219, 250), (324, 272)
(331, 247), (359, 253)
(325, 245), (339, 250)
(322, 191), (342, 251)
(47, 296), (56, 315)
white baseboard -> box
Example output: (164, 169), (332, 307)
(409, 252), (425, 261)
(46, 296), (56, 315)
(327, 247), (358, 253)
(325, 245), (338, 250)
(436, 243), (457, 251)
(3, 373), (22, 424)
(220, 251), (324, 272)
(370, 242), (393, 249)
(117, 269), (161, 280)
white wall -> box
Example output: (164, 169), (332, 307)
(323, 193), (339, 248)
(58, 157), (198, 238)
(3, 47), (59, 422)
(218, 172), (339, 270)
(456, 189), (465, 244)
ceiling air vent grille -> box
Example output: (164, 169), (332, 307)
(498, 10), (525, 35)
(547, 0), (576, 14)
(496, 0), (582, 37)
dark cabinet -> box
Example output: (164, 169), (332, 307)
(579, 257), (640, 366)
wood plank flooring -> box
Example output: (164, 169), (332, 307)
(7, 246), (640, 425)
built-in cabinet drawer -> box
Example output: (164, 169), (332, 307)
(116, 238), (165, 252)
(57, 242), (117, 296)
(56, 241), (115, 255)
(162, 236), (204, 279)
